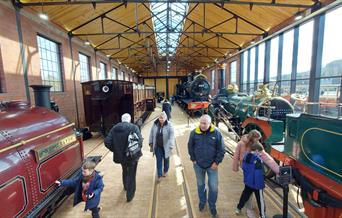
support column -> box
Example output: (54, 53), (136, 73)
(68, 35), (80, 128)
(13, 2), (30, 102)
(218, 63), (226, 90)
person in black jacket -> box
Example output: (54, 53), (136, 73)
(188, 114), (225, 218)
(104, 113), (142, 202)
(162, 99), (172, 120)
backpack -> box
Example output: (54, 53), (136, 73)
(126, 131), (142, 160)
(242, 152), (265, 190)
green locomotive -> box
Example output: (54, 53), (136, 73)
(271, 113), (342, 218)
(208, 84), (293, 148)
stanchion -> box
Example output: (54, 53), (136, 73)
(273, 166), (292, 218)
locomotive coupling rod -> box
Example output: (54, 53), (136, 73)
(0, 123), (75, 154)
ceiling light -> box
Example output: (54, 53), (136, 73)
(106, 54), (111, 57)
(39, 13), (49, 20)
(168, 61), (171, 64)
(294, 11), (303, 20)
(84, 40), (91, 45)
(251, 40), (255, 44)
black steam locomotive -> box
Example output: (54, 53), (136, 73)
(176, 73), (211, 113)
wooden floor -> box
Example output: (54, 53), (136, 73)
(53, 104), (296, 218)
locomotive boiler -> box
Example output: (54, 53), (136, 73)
(176, 73), (211, 113)
(0, 100), (84, 218)
(209, 84), (294, 146)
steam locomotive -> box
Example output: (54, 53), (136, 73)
(176, 73), (211, 114)
(82, 80), (155, 135)
(0, 99), (83, 218)
(208, 84), (294, 146)
(271, 113), (342, 218)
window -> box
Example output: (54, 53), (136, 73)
(281, 30), (294, 80)
(249, 47), (256, 93)
(0, 45), (4, 93)
(37, 35), (63, 91)
(211, 70), (215, 90)
(99, 62), (107, 80)
(319, 6), (342, 116)
(269, 36), (279, 82)
(297, 21), (314, 80)
(230, 61), (237, 84)
(242, 51), (248, 92)
(151, 2), (188, 56)
(118, 71), (124, 80)
(111, 68), (117, 80)
(258, 43), (265, 83)
(79, 53), (90, 82)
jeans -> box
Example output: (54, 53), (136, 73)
(155, 146), (170, 177)
(121, 161), (138, 201)
(193, 163), (218, 210)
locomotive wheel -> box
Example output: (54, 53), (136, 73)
(242, 124), (276, 179)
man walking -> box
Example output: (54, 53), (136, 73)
(104, 113), (142, 202)
(188, 114), (225, 217)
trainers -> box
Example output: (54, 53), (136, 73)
(235, 208), (242, 215)
(210, 208), (217, 217)
(162, 172), (168, 177)
(199, 203), (205, 212)
(157, 177), (162, 183)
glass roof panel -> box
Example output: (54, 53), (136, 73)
(151, 1), (188, 56)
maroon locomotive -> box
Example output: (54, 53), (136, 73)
(0, 100), (84, 217)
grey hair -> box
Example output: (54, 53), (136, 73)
(200, 114), (212, 124)
(159, 111), (167, 119)
(121, 113), (131, 123)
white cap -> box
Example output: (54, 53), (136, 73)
(121, 113), (131, 123)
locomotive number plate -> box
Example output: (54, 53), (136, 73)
(34, 134), (77, 162)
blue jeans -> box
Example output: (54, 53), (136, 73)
(193, 163), (218, 210)
(155, 146), (170, 177)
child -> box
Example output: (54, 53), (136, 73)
(55, 160), (104, 218)
(235, 142), (279, 218)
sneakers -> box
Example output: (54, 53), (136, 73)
(157, 177), (162, 183)
(210, 208), (217, 217)
(235, 208), (242, 215)
(162, 172), (168, 177)
(199, 203), (205, 212)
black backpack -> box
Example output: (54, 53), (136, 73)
(126, 131), (142, 160)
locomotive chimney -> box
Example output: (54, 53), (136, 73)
(30, 85), (52, 109)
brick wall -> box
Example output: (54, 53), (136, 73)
(0, 1), (129, 127)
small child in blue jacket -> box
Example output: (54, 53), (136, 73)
(235, 142), (267, 218)
(55, 160), (104, 218)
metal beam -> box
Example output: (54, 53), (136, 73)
(99, 45), (235, 51)
(68, 3), (125, 33)
(20, 0), (312, 8)
(214, 3), (267, 33)
(73, 31), (261, 37)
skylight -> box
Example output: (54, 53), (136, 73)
(151, 2), (188, 57)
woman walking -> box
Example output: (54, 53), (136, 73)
(149, 111), (175, 182)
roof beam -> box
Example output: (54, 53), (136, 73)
(68, 3), (125, 33)
(20, 1), (312, 8)
(213, 3), (267, 33)
(73, 31), (261, 37)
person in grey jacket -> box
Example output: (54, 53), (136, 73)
(188, 114), (225, 218)
(149, 111), (175, 182)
